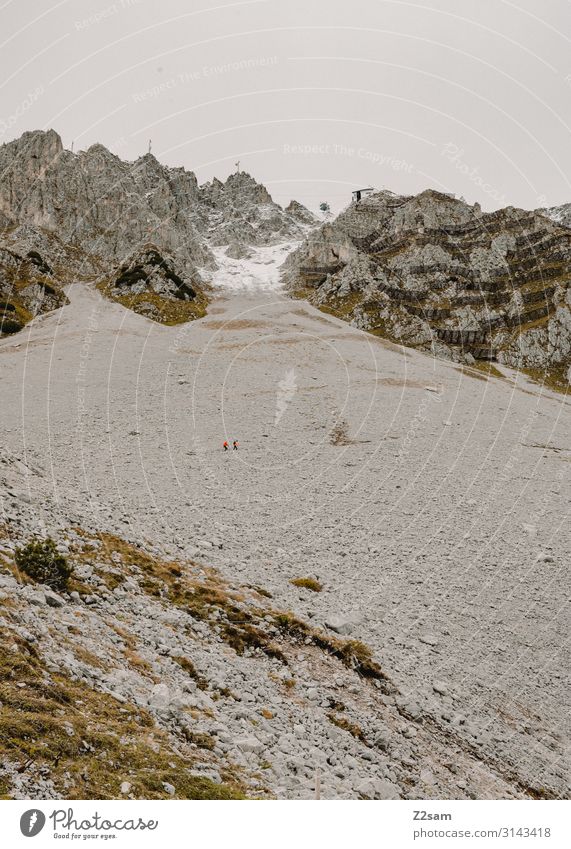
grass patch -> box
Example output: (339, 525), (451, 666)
(271, 613), (394, 689)
(327, 712), (367, 743)
(456, 362), (506, 382)
(521, 365), (570, 395)
(317, 291), (364, 320)
(171, 655), (208, 690)
(330, 420), (353, 446)
(469, 361), (506, 380)
(97, 281), (207, 326)
(0, 632), (244, 800)
(290, 577), (323, 593)
(249, 585), (273, 599)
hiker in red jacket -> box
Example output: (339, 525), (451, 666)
(223, 441), (229, 451)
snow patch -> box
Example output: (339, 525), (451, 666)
(207, 241), (300, 293)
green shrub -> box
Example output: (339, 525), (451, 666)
(15, 538), (72, 591)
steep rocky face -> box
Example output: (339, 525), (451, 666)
(0, 131), (315, 265)
(1, 222), (103, 280)
(112, 246), (196, 299)
(284, 189), (571, 388)
(0, 129), (317, 329)
(0, 131), (213, 276)
(0, 244), (68, 335)
(285, 199), (319, 227)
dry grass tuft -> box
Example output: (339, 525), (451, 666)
(290, 577), (323, 593)
(330, 420), (353, 446)
(0, 632), (244, 800)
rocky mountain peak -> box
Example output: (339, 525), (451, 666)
(223, 170), (273, 204)
(6, 128), (63, 161)
(0, 127), (319, 332)
(285, 200), (318, 226)
(83, 142), (118, 159)
(537, 202), (571, 229)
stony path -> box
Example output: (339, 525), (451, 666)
(0, 262), (569, 797)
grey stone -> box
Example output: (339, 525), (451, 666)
(148, 683), (170, 709)
(235, 737), (264, 755)
(536, 553), (555, 563)
(375, 779), (401, 800)
(324, 615), (360, 636)
(44, 591), (65, 608)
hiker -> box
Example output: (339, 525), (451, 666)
(232, 440), (238, 451)
(223, 441), (229, 451)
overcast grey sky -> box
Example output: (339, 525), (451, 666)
(0, 0), (569, 213)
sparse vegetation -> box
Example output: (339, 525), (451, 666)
(290, 576), (323, 593)
(330, 420), (353, 446)
(0, 633), (244, 800)
(171, 655), (208, 690)
(521, 365), (570, 395)
(96, 281), (208, 325)
(15, 538), (72, 591)
(327, 712), (367, 742)
(82, 532), (287, 664)
(466, 361), (506, 380)
(271, 612), (394, 688)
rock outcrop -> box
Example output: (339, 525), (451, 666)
(0, 131), (212, 276)
(98, 245), (206, 324)
(285, 199), (319, 227)
(284, 189), (571, 389)
(0, 244), (68, 335)
(198, 171), (315, 246)
(537, 202), (571, 230)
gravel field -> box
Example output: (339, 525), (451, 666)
(1, 247), (569, 799)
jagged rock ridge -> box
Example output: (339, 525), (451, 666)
(0, 129), (315, 333)
(284, 189), (571, 388)
(537, 202), (571, 230)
